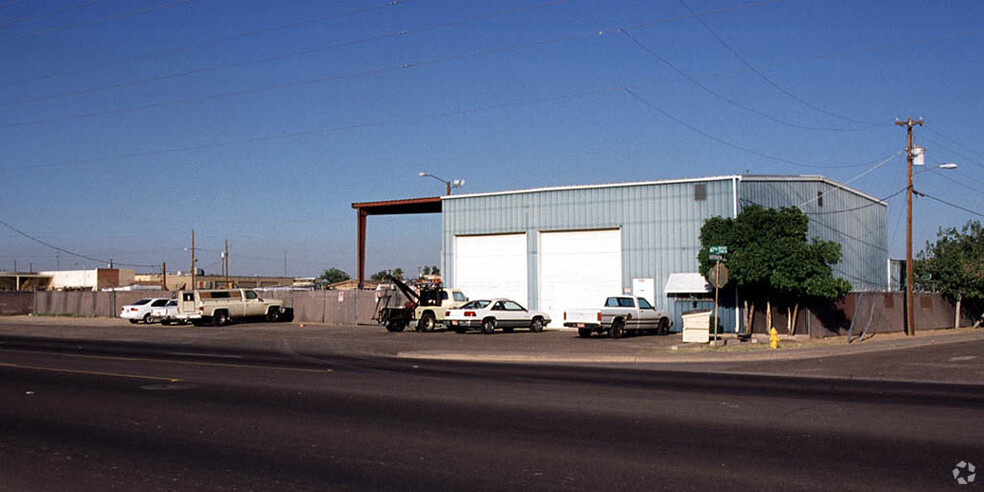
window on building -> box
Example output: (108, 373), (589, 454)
(695, 183), (707, 201)
(817, 191), (824, 207)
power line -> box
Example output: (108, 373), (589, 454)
(924, 127), (984, 164)
(623, 87), (886, 169)
(0, 0), (109, 28)
(803, 187), (905, 215)
(619, 28), (882, 133)
(915, 191), (984, 219)
(677, 0), (877, 127)
(0, 217), (156, 268)
(0, 0), (200, 43)
(0, 0), (572, 109)
(2, 86), (623, 172)
(0, 0), (409, 89)
(0, 0), (783, 128)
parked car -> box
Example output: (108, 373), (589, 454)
(151, 299), (186, 325)
(120, 298), (170, 324)
(446, 299), (550, 334)
(564, 296), (671, 338)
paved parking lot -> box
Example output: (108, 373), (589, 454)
(2, 315), (982, 384)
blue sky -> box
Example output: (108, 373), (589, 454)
(1, 0), (982, 278)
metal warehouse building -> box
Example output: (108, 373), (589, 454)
(439, 175), (887, 331)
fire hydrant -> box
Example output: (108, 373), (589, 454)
(769, 327), (779, 350)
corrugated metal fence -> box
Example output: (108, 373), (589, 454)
(20, 290), (402, 326)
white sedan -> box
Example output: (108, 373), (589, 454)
(445, 298), (551, 334)
(151, 299), (187, 325)
(120, 298), (170, 324)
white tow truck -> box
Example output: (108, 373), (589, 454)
(175, 288), (290, 326)
(563, 296), (671, 338)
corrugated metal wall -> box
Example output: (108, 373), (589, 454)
(442, 178), (739, 331)
(738, 177), (888, 291)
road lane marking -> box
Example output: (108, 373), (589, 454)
(0, 349), (333, 374)
(0, 361), (181, 382)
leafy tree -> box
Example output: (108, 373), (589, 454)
(370, 268), (404, 282)
(430, 265), (440, 275)
(915, 221), (984, 327)
(421, 266), (431, 276)
(319, 268), (351, 285)
(699, 205), (851, 334)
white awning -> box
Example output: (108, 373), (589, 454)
(665, 273), (711, 294)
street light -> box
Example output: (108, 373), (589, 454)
(418, 172), (465, 195)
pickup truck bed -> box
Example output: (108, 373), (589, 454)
(564, 296), (671, 339)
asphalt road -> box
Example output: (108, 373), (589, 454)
(1, 335), (981, 491)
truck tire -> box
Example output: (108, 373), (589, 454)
(481, 318), (496, 334)
(658, 318), (670, 336)
(530, 317), (544, 333)
(266, 307), (280, 322)
(213, 311), (228, 327)
(385, 321), (406, 332)
(577, 327), (592, 338)
(418, 312), (436, 332)
(609, 320), (625, 339)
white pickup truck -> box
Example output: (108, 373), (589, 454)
(175, 289), (290, 326)
(563, 296), (671, 339)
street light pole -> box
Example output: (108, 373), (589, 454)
(896, 117), (923, 337)
(418, 172), (464, 195)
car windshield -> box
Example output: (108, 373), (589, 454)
(460, 300), (490, 309)
(165, 300), (177, 307)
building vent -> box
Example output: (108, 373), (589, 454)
(694, 183), (707, 201)
(817, 191), (824, 207)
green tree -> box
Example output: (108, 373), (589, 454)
(421, 266), (432, 276)
(430, 265), (440, 275)
(319, 268), (351, 285)
(699, 205), (851, 334)
(915, 221), (984, 328)
(370, 268), (404, 282)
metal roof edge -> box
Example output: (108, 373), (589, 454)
(738, 175), (887, 206)
(443, 175), (744, 200)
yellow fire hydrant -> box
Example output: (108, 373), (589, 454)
(769, 327), (779, 349)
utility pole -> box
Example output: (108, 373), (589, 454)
(224, 239), (229, 288)
(190, 229), (196, 290)
(896, 117), (923, 337)
(162, 262), (167, 290)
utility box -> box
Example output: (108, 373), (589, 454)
(681, 310), (713, 343)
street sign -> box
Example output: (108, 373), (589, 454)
(709, 262), (728, 289)
(709, 254), (724, 261)
(710, 246), (728, 256)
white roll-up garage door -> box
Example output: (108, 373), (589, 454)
(453, 233), (528, 304)
(539, 229), (622, 327)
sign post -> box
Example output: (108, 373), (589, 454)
(708, 247), (728, 340)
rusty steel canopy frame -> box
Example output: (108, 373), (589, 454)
(350, 196), (442, 288)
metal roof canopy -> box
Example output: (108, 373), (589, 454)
(351, 196), (442, 287)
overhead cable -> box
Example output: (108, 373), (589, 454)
(0, 0), (410, 89)
(0, 0), (572, 109)
(677, 0), (876, 126)
(623, 87), (886, 169)
(0, 217), (156, 268)
(0, 0), (200, 43)
(619, 28), (883, 132)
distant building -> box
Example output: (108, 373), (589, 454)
(39, 268), (135, 291)
(133, 272), (294, 291)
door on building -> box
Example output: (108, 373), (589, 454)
(453, 233), (528, 303)
(538, 229), (622, 327)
